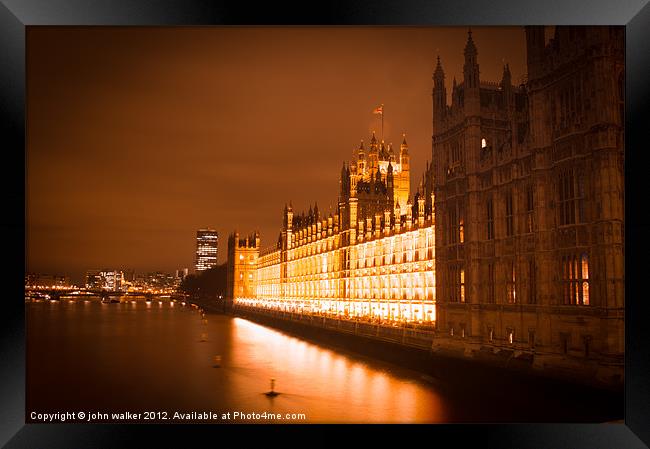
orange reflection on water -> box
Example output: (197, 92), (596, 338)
(228, 317), (447, 423)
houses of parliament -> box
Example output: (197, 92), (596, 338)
(227, 26), (624, 387)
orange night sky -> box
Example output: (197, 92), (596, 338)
(27, 26), (526, 282)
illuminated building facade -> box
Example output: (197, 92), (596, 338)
(175, 268), (189, 279)
(85, 270), (103, 289)
(100, 270), (124, 291)
(227, 232), (260, 300)
(85, 269), (124, 291)
(430, 27), (624, 382)
(227, 27), (623, 386)
(229, 130), (436, 324)
(348, 132), (411, 217)
(195, 228), (219, 272)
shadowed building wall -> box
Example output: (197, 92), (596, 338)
(431, 27), (624, 386)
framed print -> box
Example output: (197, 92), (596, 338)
(2, 0), (650, 447)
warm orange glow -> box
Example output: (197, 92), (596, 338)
(235, 224), (435, 324)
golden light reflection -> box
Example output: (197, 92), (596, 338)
(227, 313), (447, 422)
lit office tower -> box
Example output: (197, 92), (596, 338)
(195, 229), (219, 272)
(100, 270), (124, 291)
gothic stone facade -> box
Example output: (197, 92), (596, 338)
(431, 27), (624, 386)
(231, 131), (437, 324)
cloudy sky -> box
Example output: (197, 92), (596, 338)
(27, 26), (526, 283)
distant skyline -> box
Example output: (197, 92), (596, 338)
(27, 26), (527, 284)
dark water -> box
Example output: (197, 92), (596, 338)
(26, 299), (621, 424)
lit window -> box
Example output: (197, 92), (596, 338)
(239, 254), (244, 261)
(481, 138), (487, 148)
(581, 254), (590, 305)
(508, 329), (514, 344)
(460, 268), (465, 303)
(562, 253), (590, 305)
(459, 218), (464, 243)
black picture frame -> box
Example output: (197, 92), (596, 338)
(2, 0), (649, 447)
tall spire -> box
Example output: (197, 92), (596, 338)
(433, 56), (447, 123)
(434, 55), (445, 81)
(464, 28), (477, 57)
(463, 27), (480, 89)
(501, 62), (512, 83)
(400, 133), (410, 171)
(501, 63), (513, 108)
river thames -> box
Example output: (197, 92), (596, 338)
(26, 299), (621, 424)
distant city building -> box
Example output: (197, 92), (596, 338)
(123, 269), (136, 282)
(132, 271), (178, 292)
(85, 270), (124, 291)
(100, 270), (124, 291)
(195, 229), (219, 272)
(85, 270), (104, 289)
(25, 273), (71, 288)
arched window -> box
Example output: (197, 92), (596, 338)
(561, 253), (590, 305)
(481, 138), (487, 149)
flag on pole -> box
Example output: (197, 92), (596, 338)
(372, 105), (383, 115)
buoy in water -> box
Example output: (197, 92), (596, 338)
(213, 355), (222, 367)
(265, 378), (279, 397)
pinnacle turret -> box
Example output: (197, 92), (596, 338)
(464, 28), (477, 57)
(434, 55), (445, 81)
(463, 27), (480, 90)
